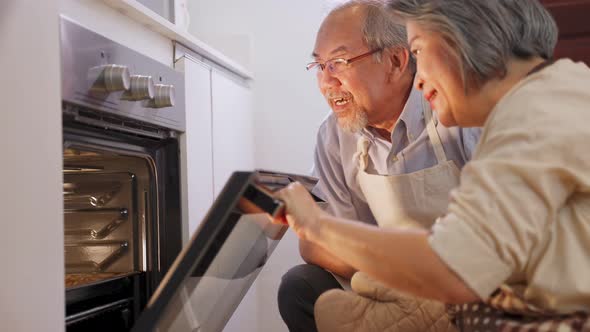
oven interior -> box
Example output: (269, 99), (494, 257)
(62, 121), (181, 331)
(64, 149), (149, 282)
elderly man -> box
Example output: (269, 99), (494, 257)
(277, 1), (480, 331)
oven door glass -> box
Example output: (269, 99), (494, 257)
(130, 171), (311, 332)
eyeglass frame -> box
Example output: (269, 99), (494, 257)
(306, 48), (383, 74)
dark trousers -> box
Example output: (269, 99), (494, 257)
(278, 264), (343, 332)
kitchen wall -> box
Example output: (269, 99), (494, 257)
(186, 1), (343, 331)
(186, 0), (342, 173)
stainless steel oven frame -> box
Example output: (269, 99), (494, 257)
(60, 15), (185, 331)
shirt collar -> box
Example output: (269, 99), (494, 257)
(360, 86), (428, 143)
(396, 87), (427, 143)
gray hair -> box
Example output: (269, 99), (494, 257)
(331, 0), (417, 73)
(388, 0), (558, 87)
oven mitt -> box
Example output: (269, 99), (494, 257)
(314, 271), (457, 332)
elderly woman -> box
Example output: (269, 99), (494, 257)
(276, 0), (590, 330)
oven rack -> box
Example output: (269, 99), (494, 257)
(65, 240), (129, 272)
(64, 208), (129, 239)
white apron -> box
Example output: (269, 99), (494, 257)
(332, 101), (461, 289)
(355, 100), (460, 229)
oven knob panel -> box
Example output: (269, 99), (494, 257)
(147, 84), (175, 108)
(121, 75), (155, 101)
(90, 65), (131, 92)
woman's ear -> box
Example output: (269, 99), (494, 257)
(386, 47), (410, 81)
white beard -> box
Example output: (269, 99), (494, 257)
(337, 108), (369, 133)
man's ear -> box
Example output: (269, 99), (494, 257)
(386, 47), (410, 81)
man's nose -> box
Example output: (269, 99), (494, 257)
(317, 70), (341, 89)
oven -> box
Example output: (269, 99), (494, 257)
(60, 17), (185, 331)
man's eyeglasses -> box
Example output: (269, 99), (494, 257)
(306, 48), (382, 75)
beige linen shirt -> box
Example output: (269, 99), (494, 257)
(430, 59), (590, 313)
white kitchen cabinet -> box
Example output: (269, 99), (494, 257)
(1, 1), (64, 332)
(177, 50), (254, 242)
(134, 0), (175, 22)
(177, 55), (215, 242)
(211, 69), (254, 197)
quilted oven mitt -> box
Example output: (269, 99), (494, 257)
(314, 271), (457, 332)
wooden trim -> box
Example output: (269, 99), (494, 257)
(541, 0), (590, 37)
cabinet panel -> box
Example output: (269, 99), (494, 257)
(211, 70), (254, 197)
(1, 1), (64, 331)
(178, 57), (214, 242)
(134, 0), (174, 23)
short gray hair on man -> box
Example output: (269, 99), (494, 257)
(331, 0), (417, 73)
(388, 0), (558, 87)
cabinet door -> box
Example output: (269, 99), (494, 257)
(211, 69), (254, 197)
(178, 57), (214, 241)
(542, 0), (590, 64)
(1, 1), (64, 332)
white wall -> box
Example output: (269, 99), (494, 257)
(187, 0), (336, 173)
(0, 1), (64, 331)
(186, 1), (339, 331)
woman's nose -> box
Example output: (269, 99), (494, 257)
(415, 76), (425, 91)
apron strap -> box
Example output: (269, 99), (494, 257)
(354, 135), (371, 171)
(423, 99), (448, 164)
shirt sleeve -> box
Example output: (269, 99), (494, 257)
(311, 119), (363, 221)
(429, 98), (577, 299)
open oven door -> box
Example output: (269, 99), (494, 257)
(129, 170), (319, 332)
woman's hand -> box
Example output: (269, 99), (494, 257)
(274, 182), (326, 242)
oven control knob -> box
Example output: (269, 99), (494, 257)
(148, 84), (175, 108)
(90, 65), (131, 92)
(121, 75), (155, 101)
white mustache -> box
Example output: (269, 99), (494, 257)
(326, 92), (352, 100)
